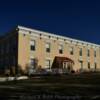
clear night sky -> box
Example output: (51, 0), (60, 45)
(0, 0), (100, 44)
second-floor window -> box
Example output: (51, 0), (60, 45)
(79, 48), (82, 56)
(59, 44), (63, 54)
(94, 50), (96, 57)
(30, 40), (35, 51)
(70, 47), (74, 55)
(46, 42), (50, 53)
(87, 49), (90, 57)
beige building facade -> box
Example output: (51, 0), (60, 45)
(0, 25), (100, 74)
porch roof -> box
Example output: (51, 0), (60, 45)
(54, 56), (74, 64)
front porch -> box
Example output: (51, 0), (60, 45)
(51, 56), (74, 74)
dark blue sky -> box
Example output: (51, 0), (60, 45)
(0, 0), (100, 44)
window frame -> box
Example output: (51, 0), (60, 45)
(70, 47), (74, 55)
(45, 59), (51, 69)
(59, 44), (63, 54)
(46, 42), (51, 53)
(30, 40), (36, 51)
(94, 62), (97, 70)
(87, 49), (90, 57)
(88, 62), (90, 69)
(94, 50), (96, 57)
(79, 48), (82, 56)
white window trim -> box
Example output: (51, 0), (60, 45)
(45, 58), (51, 69)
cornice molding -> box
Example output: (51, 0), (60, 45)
(17, 25), (100, 48)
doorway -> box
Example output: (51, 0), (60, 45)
(63, 62), (67, 69)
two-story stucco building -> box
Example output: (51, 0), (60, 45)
(0, 25), (100, 74)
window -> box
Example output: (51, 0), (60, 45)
(29, 58), (35, 74)
(87, 49), (90, 57)
(30, 58), (35, 65)
(31, 45), (35, 51)
(70, 47), (74, 55)
(79, 48), (82, 56)
(59, 44), (63, 54)
(30, 58), (35, 68)
(30, 40), (35, 51)
(94, 62), (97, 70)
(80, 61), (83, 70)
(45, 60), (51, 69)
(94, 50), (96, 57)
(46, 42), (50, 53)
(88, 62), (90, 69)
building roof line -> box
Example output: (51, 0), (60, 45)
(17, 25), (100, 47)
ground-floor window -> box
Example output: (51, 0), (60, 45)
(45, 59), (51, 69)
(94, 62), (97, 70)
(88, 62), (90, 69)
(30, 58), (35, 68)
(79, 61), (83, 70)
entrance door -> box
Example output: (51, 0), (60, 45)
(63, 62), (67, 69)
(63, 62), (72, 73)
